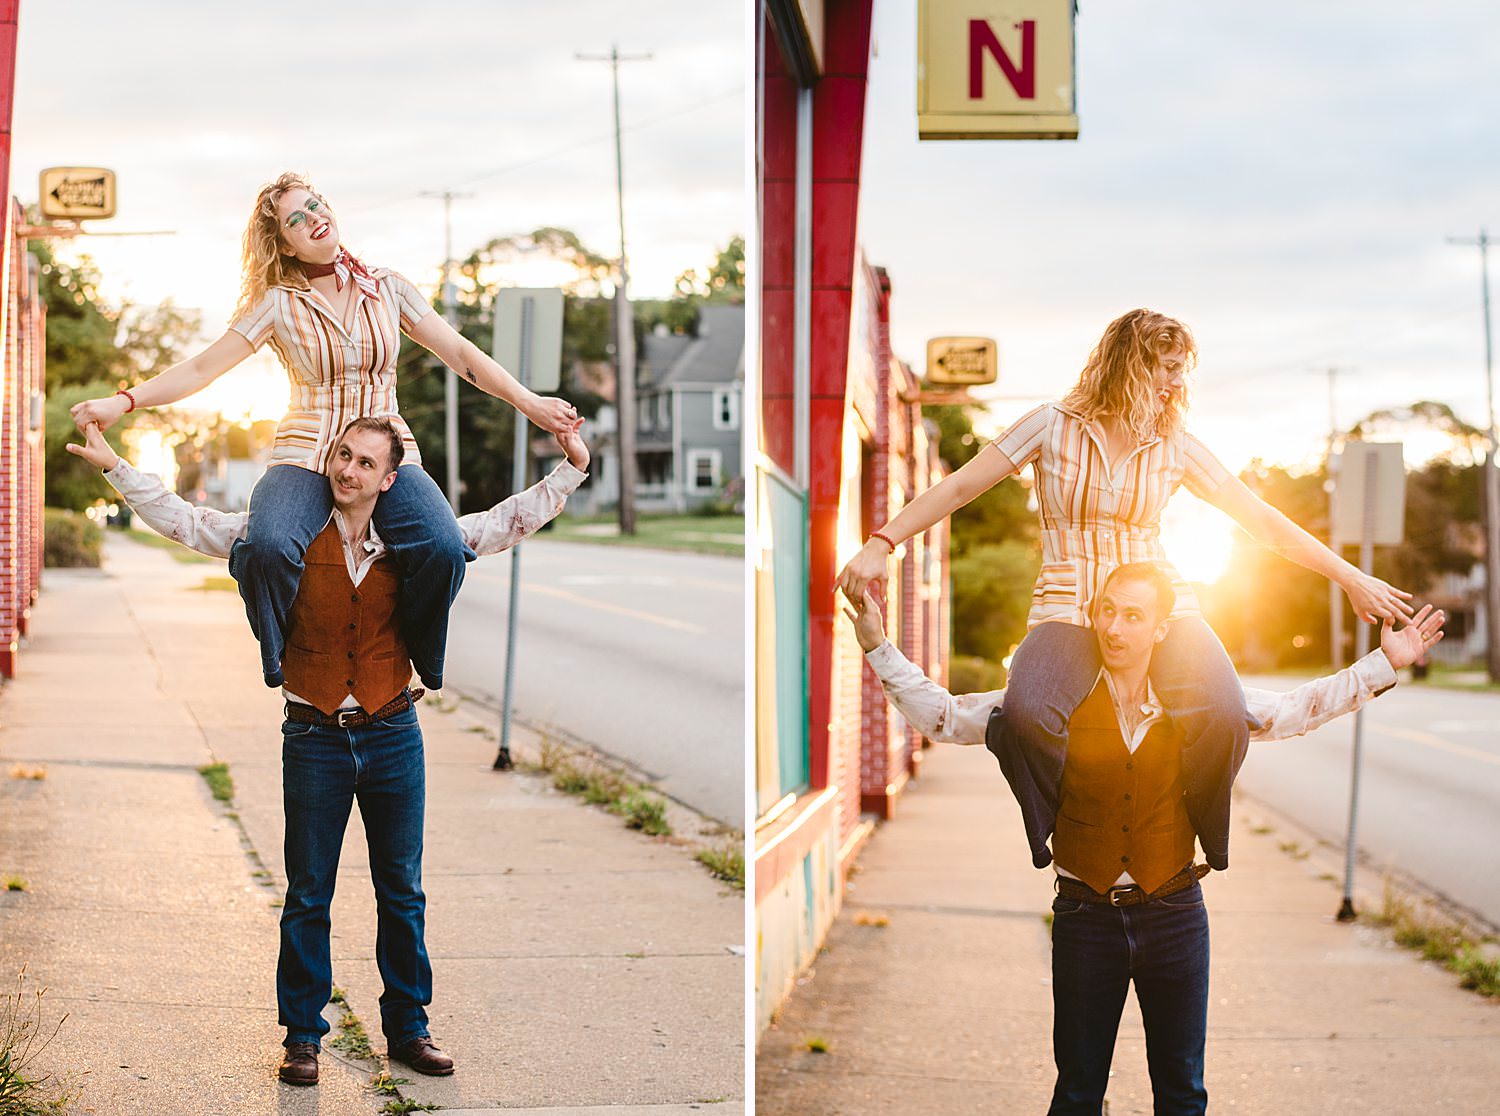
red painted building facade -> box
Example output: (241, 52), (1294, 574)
(754, 0), (950, 1032)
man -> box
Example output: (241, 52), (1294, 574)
(68, 416), (589, 1087)
(845, 562), (1443, 1116)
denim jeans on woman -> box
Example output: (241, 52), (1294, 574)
(985, 617), (1250, 870)
(1048, 879), (1211, 1115)
(228, 463), (475, 689)
(277, 702), (432, 1049)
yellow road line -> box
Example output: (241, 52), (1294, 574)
(470, 572), (706, 634)
(1374, 724), (1500, 768)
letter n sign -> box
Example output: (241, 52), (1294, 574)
(918, 0), (1079, 140)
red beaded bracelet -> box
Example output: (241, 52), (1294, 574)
(870, 530), (897, 552)
(115, 388), (137, 413)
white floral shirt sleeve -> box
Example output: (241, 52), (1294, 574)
(103, 460), (247, 559)
(459, 462), (588, 557)
(863, 640), (1398, 746)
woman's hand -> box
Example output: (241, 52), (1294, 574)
(70, 393), (131, 434)
(1341, 569), (1415, 624)
(523, 393), (580, 436)
(838, 540), (892, 603)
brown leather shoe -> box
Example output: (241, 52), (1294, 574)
(278, 1041), (319, 1086)
(389, 1034), (454, 1076)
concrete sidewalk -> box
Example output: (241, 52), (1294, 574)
(0, 534), (743, 1115)
(756, 737), (1500, 1114)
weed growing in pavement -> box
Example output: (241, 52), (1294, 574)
(2, 879), (26, 893)
(196, 763), (234, 803)
(328, 1009), (375, 1060)
(803, 1035), (830, 1054)
(380, 1100), (439, 1114)
(369, 1072), (410, 1096)
(1373, 882), (1499, 999)
(695, 841), (744, 890)
(853, 911), (890, 927)
(531, 736), (674, 837)
(7, 768), (44, 782)
(193, 576), (238, 592)
(0, 967), (84, 1115)
(611, 789), (671, 836)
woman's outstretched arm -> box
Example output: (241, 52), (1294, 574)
(1210, 475), (1414, 623)
(838, 443), (1019, 601)
(405, 312), (577, 435)
(69, 330), (255, 432)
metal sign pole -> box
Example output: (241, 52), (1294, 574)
(494, 295), (535, 771)
(1336, 459), (1380, 921)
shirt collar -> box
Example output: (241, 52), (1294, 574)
(1099, 668), (1161, 718)
(327, 507), (386, 556)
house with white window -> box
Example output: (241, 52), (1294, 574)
(634, 303), (744, 512)
(535, 303), (744, 515)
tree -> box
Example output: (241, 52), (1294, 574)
(32, 239), (202, 509)
(922, 400), (1039, 673)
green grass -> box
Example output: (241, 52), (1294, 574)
(3, 877), (27, 893)
(1417, 663), (1500, 693)
(803, 1035), (830, 1054)
(545, 513), (743, 557)
(0, 967), (82, 1114)
(380, 1100), (439, 1115)
(611, 789), (671, 836)
(695, 842), (745, 890)
(197, 763), (234, 803)
(193, 576), (238, 592)
(1372, 883), (1500, 998)
(121, 527), (212, 564)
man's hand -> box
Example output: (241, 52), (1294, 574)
(524, 392), (581, 436)
(841, 587), (887, 653)
(1379, 603), (1444, 671)
(554, 417), (589, 471)
(64, 422), (121, 471)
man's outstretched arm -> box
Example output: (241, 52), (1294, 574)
(67, 423), (247, 559)
(1245, 605), (1444, 742)
(846, 588), (1001, 746)
(459, 421), (590, 556)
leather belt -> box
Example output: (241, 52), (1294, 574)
(284, 688), (425, 729)
(1055, 863), (1211, 908)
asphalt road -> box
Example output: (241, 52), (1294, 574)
(1237, 671), (1500, 927)
(444, 538), (745, 827)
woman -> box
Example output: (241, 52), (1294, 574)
(71, 172), (578, 690)
(838, 308), (1412, 871)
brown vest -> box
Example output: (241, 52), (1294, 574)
(281, 522), (412, 716)
(1052, 680), (1196, 894)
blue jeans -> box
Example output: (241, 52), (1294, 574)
(277, 702), (432, 1049)
(229, 464), (474, 689)
(1049, 880), (1211, 1115)
(987, 618), (1249, 870)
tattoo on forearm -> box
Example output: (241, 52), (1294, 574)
(462, 364), (478, 385)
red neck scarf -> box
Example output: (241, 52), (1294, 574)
(301, 248), (380, 302)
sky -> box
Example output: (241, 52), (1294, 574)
(13, 0), (744, 422)
(858, 1), (1500, 478)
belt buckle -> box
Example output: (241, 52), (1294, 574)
(1107, 885), (1142, 907)
(335, 709), (363, 728)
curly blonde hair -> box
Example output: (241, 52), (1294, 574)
(1059, 309), (1197, 441)
(233, 172), (320, 321)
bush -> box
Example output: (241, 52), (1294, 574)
(948, 654), (1007, 695)
(43, 508), (103, 568)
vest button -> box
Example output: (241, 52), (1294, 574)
(1125, 761), (1134, 770)
(348, 651), (355, 659)
(351, 594), (359, 602)
(349, 623), (356, 631)
(1122, 825), (1130, 832)
(346, 679), (355, 686)
(1123, 793), (1132, 801)
(1121, 855), (1130, 864)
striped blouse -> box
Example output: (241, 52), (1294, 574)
(991, 402), (1236, 629)
(230, 268), (435, 474)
